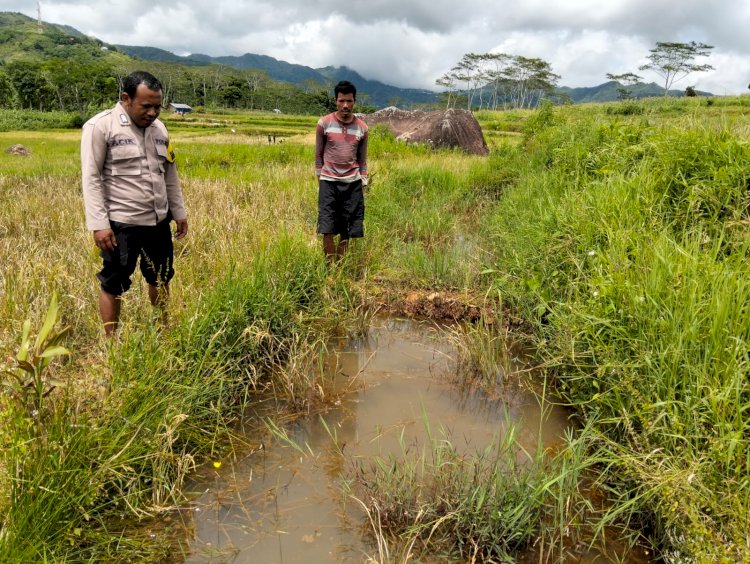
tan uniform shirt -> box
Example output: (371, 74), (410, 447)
(81, 102), (186, 231)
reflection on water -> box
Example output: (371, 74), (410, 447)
(184, 318), (572, 563)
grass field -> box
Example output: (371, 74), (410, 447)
(1, 96), (750, 561)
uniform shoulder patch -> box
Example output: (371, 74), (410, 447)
(166, 141), (176, 163)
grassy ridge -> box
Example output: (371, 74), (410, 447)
(481, 99), (750, 559)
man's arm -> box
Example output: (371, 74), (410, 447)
(314, 121), (326, 176)
(81, 122), (117, 251)
(164, 158), (188, 240)
(357, 127), (368, 178)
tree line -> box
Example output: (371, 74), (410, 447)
(437, 41), (716, 109)
(0, 54), (341, 116)
(436, 52), (561, 110)
(0, 32), (717, 117)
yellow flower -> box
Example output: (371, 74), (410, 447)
(212, 461), (222, 469)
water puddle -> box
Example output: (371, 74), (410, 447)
(181, 318), (636, 562)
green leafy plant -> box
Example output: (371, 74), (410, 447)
(2, 292), (70, 414)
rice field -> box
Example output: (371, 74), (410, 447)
(1, 96), (750, 561)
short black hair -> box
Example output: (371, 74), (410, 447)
(334, 80), (357, 100)
(122, 71), (163, 98)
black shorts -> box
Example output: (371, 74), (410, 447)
(97, 217), (175, 296)
(317, 179), (364, 239)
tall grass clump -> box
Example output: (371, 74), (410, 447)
(365, 152), (492, 290)
(0, 114), (364, 560)
(0, 109), (86, 131)
(346, 412), (647, 562)
(480, 100), (750, 560)
(605, 101), (645, 116)
(0, 234), (345, 561)
(347, 422), (550, 562)
(451, 317), (518, 392)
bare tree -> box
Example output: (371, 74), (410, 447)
(439, 52), (559, 111)
(435, 72), (458, 109)
(505, 56), (560, 109)
(243, 70), (267, 110)
(451, 53), (485, 110)
(639, 41), (714, 96)
(482, 53), (513, 110)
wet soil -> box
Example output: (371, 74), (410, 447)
(360, 284), (535, 340)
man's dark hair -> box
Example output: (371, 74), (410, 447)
(122, 71), (163, 98)
(334, 80), (357, 100)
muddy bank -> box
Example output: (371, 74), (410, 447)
(361, 285), (532, 331)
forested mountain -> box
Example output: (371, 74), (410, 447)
(0, 12), (120, 58)
(116, 45), (441, 108)
(0, 12), (344, 114)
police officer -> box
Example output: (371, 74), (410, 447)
(81, 70), (188, 336)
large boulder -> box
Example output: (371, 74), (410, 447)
(363, 107), (488, 155)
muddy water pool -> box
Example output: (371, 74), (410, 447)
(182, 318), (609, 563)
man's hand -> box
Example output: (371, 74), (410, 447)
(174, 218), (188, 240)
(93, 228), (116, 252)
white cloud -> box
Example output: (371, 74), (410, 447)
(2, 0), (748, 94)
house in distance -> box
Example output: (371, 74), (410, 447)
(169, 103), (192, 116)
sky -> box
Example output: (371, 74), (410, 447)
(3, 0), (750, 95)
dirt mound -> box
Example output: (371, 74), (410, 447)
(4, 144), (31, 156)
(363, 107), (488, 155)
(363, 285), (532, 334)
(366, 287), (484, 322)
(400, 290), (483, 321)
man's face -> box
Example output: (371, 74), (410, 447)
(121, 84), (162, 128)
(335, 92), (355, 120)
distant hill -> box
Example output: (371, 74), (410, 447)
(117, 44), (713, 106)
(187, 52), (329, 84)
(558, 80), (711, 102)
(113, 45), (207, 66)
(315, 65), (440, 108)
(1, 11), (98, 52)
(0, 11), (128, 64)
(116, 45), (441, 108)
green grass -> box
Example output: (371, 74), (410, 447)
(2, 99), (750, 561)
(0, 109), (85, 131)
(0, 236), (342, 561)
(346, 420), (550, 562)
(0, 113), (355, 559)
(477, 97), (750, 560)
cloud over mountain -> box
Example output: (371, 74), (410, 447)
(4, 0), (749, 94)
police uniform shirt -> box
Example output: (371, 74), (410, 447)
(81, 102), (187, 231)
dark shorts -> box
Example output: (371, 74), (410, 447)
(317, 179), (364, 239)
(97, 217), (174, 296)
